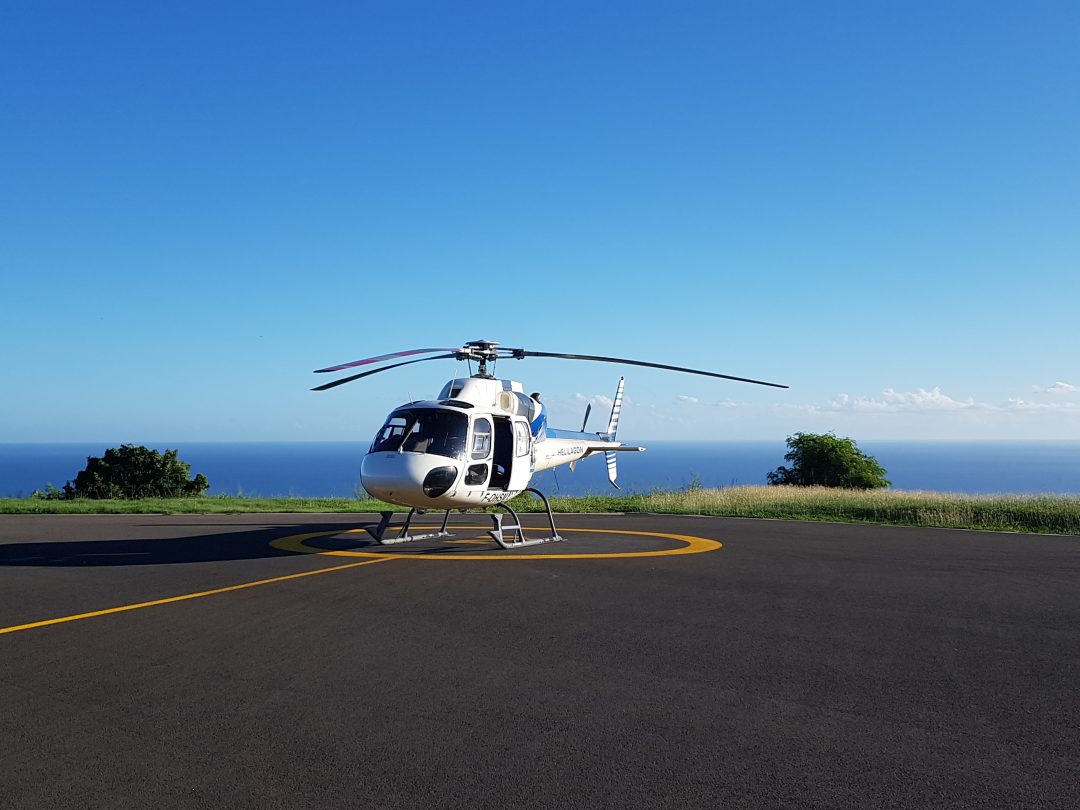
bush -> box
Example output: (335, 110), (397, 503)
(62, 444), (210, 499)
(31, 483), (67, 500)
(767, 432), (889, 489)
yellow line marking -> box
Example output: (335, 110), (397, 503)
(0, 557), (395, 637)
(269, 526), (722, 560)
(1, 525), (720, 636)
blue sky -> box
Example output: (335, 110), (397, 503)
(3, 1), (1078, 442)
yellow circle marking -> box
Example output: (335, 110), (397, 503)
(269, 525), (721, 560)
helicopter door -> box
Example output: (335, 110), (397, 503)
(490, 416), (514, 490)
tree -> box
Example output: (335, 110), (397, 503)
(767, 432), (889, 489)
(63, 444), (210, 499)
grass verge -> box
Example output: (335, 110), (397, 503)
(2, 486), (1078, 535)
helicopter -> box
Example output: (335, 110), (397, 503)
(313, 340), (786, 549)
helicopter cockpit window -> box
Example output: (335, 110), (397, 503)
(371, 416), (409, 453)
(471, 417), (492, 460)
(371, 409), (468, 459)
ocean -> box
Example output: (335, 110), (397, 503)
(1, 440), (1078, 498)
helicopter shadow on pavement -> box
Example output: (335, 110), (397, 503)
(0, 521), (385, 568)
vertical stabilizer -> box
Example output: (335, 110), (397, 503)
(603, 377), (625, 489)
(605, 377), (625, 438)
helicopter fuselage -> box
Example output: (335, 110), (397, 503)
(359, 375), (637, 509)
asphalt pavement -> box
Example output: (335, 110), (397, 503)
(2, 513), (1078, 809)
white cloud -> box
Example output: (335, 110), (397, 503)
(1006, 398), (1080, 411)
(676, 394), (740, 408)
(829, 387), (978, 412)
(534, 383), (1080, 440)
(1037, 381), (1079, 395)
(827, 387), (1080, 415)
(575, 392), (614, 408)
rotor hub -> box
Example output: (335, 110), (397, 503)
(459, 340), (501, 376)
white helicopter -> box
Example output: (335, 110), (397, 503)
(313, 340), (786, 549)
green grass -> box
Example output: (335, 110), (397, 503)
(3, 486), (1079, 535)
(0, 495), (384, 515)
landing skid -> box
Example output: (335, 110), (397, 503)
(487, 488), (564, 549)
(364, 488), (565, 550)
(365, 508), (453, 545)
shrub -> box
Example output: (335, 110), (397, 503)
(767, 432), (889, 489)
(31, 483), (67, 500)
(63, 444), (210, 499)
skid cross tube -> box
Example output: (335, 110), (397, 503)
(487, 488), (564, 549)
(366, 508), (453, 545)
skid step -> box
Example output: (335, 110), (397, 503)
(487, 490), (564, 549)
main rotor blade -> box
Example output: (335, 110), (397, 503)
(314, 347), (460, 374)
(517, 351), (788, 389)
(312, 353), (458, 391)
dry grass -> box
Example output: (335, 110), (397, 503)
(511, 486), (1080, 535)
(3, 486), (1078, 535)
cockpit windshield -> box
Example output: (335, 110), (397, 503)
(370, 408), (468, 459)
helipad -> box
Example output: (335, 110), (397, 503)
(269, 524), (723, 560)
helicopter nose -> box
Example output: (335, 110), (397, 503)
(360, 452), (460, 506)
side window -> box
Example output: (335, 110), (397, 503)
(465, 464), (488, 485)
(514, 422), (530, 457)
(471, 418), (492, 460)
